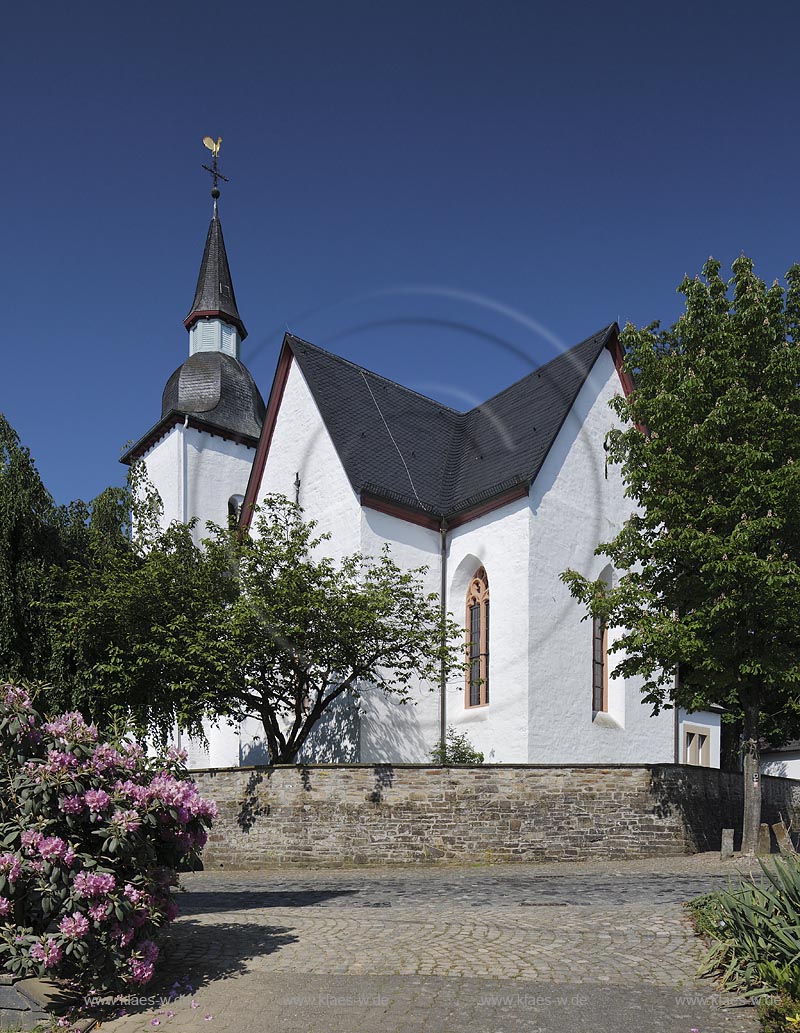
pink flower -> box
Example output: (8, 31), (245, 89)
(0, 896), (11, 917)
(2, 684), (32, 709)
(73, 871), (115, 897)
(38, 836), (67, 862)
(112, 809), (142, 833)
(43, 712), (97, 744)
(129, 958), (155, 984)
(124, 883), (145, 905)
(21, 830), (42, 850)
(58, 912), (90, 938)
(91, 743), (124, 772)
(0, 854), (22, 882)
(60, 795), (84, 815)
(30, 938), (62, 968)
(88, 901), (109, 922)
(83, 789), (112, 816)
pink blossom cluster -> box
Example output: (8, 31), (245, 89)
(128, 939), (159, 985)
(0, 853), (22, 882)
(38, 836), (67, 862)
(0, 896), (11, 918)
(43, 712), (98, 745)
(91, 743), (125, 772)
(83, 789), (112, 816)
(2, 684), (32, 709)
(60, 795), (83, 815)
(58, 912), (90, 939)
(73, 871), (115, 898)
(111, 809), (141, 833)
(87, 900), (109, 922)
(30, 938), (63, 968)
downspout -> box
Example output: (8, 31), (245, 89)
(673, 664), (680, 764)
(180, 415), (189, 524)
(439, 517), (448, 754)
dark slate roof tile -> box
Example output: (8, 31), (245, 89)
(184, 211), (247, 340)
(286, 324), (617, 519)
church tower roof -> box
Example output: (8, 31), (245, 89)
(183, 210), (248, 341)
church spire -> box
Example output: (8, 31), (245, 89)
(183, 212), (248, 342)
(183, 136), (248, 355)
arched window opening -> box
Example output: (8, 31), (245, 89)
(592, 617), (608, 714)
(466, 567), (490, 708)
(228, 494), (244, 524)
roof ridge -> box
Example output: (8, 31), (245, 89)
(464, 323), (617, 416)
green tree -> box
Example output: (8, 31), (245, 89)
(223, 496), (463, 763)
(52, 491), (462, 763)
(561, 256), (800, 855)
(48, 470), (240, 742)
(0, 415), (78, 682)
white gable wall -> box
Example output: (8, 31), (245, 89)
(527, 348), (675, 763)
(253, 360), (362, 557)
(241, 358), (365, 763)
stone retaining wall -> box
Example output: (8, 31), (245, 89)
(191, 764), (800, 868)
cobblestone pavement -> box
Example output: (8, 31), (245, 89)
(98, 854), (763, 1033)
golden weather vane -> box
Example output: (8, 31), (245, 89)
(201, 135), (228, 199)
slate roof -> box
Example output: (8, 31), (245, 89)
(286, 323), (618, 519)
(161, 352), (265, 439)
(121, 352), (265, 464)
(184, 210), (247, 340)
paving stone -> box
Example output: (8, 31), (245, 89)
(96, 854), (762, 1033)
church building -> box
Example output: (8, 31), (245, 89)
(123, 186), (722, 771)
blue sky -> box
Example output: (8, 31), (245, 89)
(4, 1), (800, 504)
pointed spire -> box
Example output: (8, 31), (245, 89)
(184, 210), (248, 341)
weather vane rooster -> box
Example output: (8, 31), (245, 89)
(201, 135), (227, 199)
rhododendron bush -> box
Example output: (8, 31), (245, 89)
(0, 683), (216, 990)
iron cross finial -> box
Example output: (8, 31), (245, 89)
(201, 135), (229, 202)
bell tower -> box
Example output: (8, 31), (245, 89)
(122, 138), (265, 535)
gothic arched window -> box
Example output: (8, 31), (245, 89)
(466, 567), (490, 708)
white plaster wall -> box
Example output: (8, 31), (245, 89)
(762, 752), (800, 779)
(445, 498), (531, 763)
(253, 360), (362, 558)
(527, 348), (676, 764)
(141, 427), (182, 526)
(141, 424), (255, 540)
(357, 509), (441, 762)
(241, 359), (365, 762)
(678, 709), (721, 768)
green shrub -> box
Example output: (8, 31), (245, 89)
(430, 726), (484, 765)
(688, 855), (800, 1003)
(0, 682), (216, 992)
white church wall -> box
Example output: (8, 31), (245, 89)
(140, 427), (183, 525)
(253, 360), (362, 557)
(527, 347), (676, 764)
(762, 749), (800, 780)
(184, 428), (255, 538)
(242, 358), (365, 763)
(446, 498), (532, 764)
(357, 509), (441, 763)
(141, 423), (255, 539)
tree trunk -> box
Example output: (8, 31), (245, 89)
(741, 697), (762, 855)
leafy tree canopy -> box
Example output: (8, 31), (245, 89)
(561, 255), (800, 852)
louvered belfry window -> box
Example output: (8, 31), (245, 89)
(466, 567), (490, 707)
